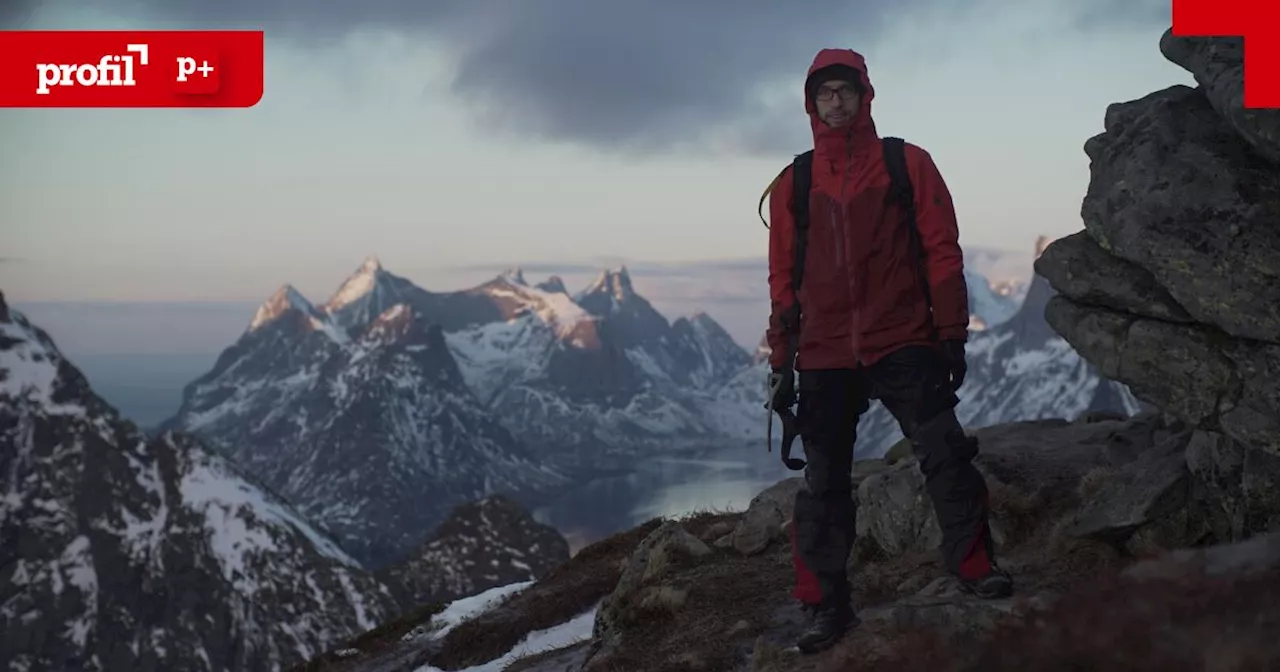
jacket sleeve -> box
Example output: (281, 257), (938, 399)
(908, 146), (969, 341)
(765, 165), (796, 368)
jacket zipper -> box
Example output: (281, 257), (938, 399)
(838, 130), (861, 366)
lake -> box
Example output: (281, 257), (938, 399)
(533, 444), (793, 553)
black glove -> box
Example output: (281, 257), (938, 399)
(766, 367), (796, 411)
(941, 339), (967, 391)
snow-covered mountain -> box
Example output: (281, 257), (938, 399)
(713, 239), (1140, 458)
(165, 271), (565, 570)
(0, 293), (399, 672)
(447, 266), (754, 470)
(161, 243), (1131, 575)
(377, 494), (570, 609)
(966, 267), (1019, 331)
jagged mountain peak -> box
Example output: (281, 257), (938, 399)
(1034, 235), (1053, 260)
(325, 256), (390, 313)
(249, 284), (319, 330)
(536, 276), (568, 295)
(688, 310), (721, 329)
(672, 310), (734, 342)
(993, 237), (1062, 351)
(578, 266), (635, 304)
(752, 335), (772, 365)
(500, 268), (528, 286)
(318, 256), (444, 333)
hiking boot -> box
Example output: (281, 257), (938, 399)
(796, 604), (856, 654)
(958, 565), (1014, 599)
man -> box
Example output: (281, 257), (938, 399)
(764, 48), (1013, 654)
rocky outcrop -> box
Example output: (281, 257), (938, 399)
(1035, 30), (1280, 551)
(377, 494), (570, 609)
(585, 521), (713, 669)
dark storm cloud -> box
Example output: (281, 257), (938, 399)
(66, 0), (1173, 153)
(64, 0), (939, 153)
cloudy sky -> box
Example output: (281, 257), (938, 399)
(1, 0), (1188, 352)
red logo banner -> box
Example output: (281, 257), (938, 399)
(1172, 0), (1280, 108)
(0, 30), (264, 108)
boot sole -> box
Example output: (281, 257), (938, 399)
(959, 581), (1013, 600)
(797, 630), (845, 654)
(796, 617), (857, 654)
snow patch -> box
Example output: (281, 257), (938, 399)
(405, 581), (533, 642)
(0, 311), (83, 415)
(179, 450), (362, 588)
(415, 601), (598, 672)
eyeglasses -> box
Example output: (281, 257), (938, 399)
(814, 85), (859, 102)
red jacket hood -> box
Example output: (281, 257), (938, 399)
(804, 49), (878, 152)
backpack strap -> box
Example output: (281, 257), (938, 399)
(789, 150), (814, 298)
(777, 151), (813, 471)
(757, 151), (814, 471)
(881, 137), (933, 312)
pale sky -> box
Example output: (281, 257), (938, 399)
(1, 0), (1192, 352)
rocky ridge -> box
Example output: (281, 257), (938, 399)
(377, 495), (570, 610)
(301, 414), (1280, 672)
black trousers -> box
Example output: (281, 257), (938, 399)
(791, 344), (995, 609)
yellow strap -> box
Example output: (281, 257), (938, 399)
(757, 167), (786, 228)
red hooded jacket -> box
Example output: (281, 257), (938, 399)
(766, 48), (969, 370)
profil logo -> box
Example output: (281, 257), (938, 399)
(35, 43), (149, 94)
(1172, 0), (1280, 108)
(0, 30), (262, 107)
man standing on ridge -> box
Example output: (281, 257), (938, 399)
(763, 48), (1013, 654)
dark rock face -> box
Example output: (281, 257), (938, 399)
(1159, 32), (1280, 165)
(1036, 30), (1280, 556)
(0, 305), (398, 672)
(378, 495), (570, 608)
(1039, 31), (1280, 467)
(1077, 85), (1280, 343)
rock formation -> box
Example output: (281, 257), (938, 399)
(1035, 28), (1280, 543)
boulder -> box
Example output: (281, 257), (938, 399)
(589, 521), (711, 662)
(1066, 431), (1195, 554)
(856, 459), (942, 556)
(729, 478), (804, 556)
